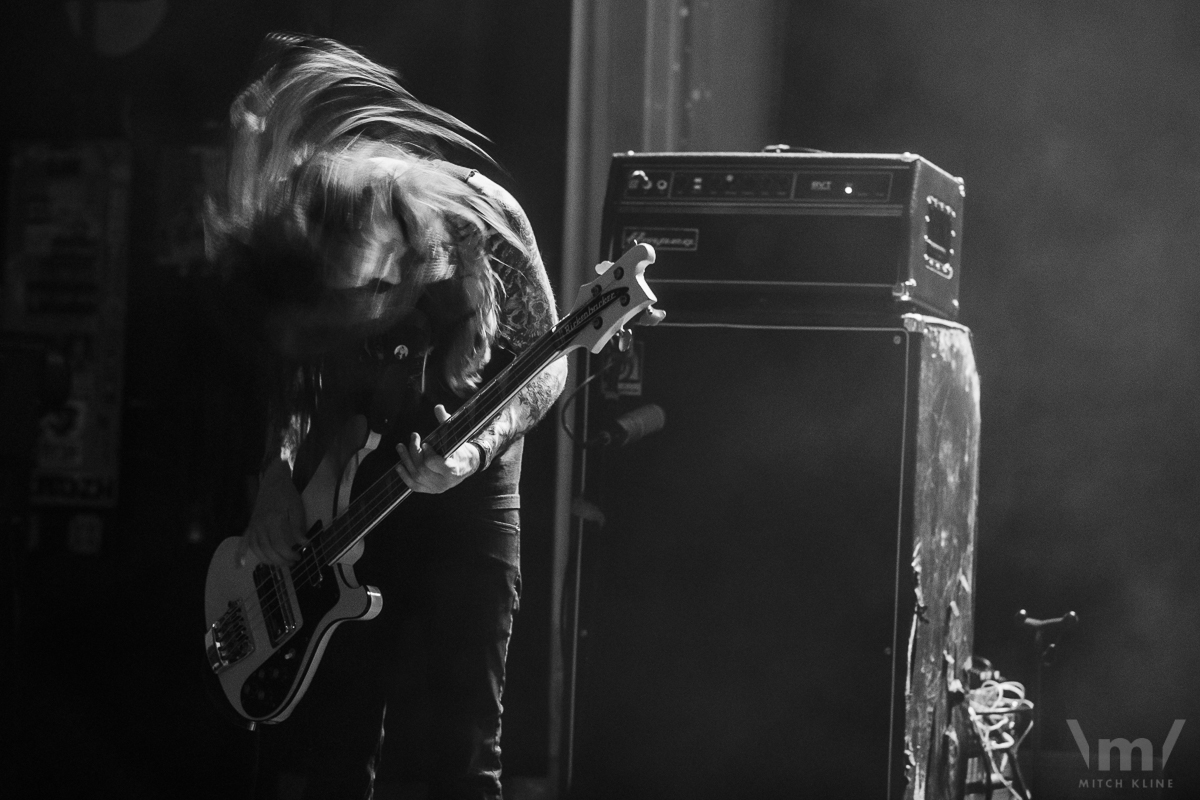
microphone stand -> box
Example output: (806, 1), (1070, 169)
(1014, 608), (1079, 795)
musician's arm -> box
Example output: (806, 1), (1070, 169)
(468, 179), (566, 465)
(239, 453), (307, 566)
(468, 356), (567, 470)
(395, 177), (565, 492)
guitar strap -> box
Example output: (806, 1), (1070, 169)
(364, 310), (434, 438)
(334, 315), (434, 515)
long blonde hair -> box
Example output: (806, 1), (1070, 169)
(204, 33), (529, 395)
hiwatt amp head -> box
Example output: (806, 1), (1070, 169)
(599, 151), (965, 323)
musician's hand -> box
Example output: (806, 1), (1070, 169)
(238, 457), (308, 566)
(395, 404), (481, 494)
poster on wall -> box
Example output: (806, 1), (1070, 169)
(3, 141), (130, 507)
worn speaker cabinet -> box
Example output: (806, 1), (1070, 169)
(563, 315), (979, 799)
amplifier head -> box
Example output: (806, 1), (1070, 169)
(600, 151), (965, 322)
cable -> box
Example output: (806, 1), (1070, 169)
(557, 362), (611, 444)
(966, 679), (1034, 799)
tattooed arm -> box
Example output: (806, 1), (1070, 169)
(395, 175), (567, 493)
(467, 176), (567, 470)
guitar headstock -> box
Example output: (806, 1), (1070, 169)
(559, 243), (661, 355)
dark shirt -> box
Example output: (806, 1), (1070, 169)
(286, 304), (524, 512)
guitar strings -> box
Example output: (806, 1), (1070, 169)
(221, 283), (637, 642)
(218, 280), (641, 656)
(216, 317), (579, 640)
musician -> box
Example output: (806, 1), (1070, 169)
(204, 33), (566, 799)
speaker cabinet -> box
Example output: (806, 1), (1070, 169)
(564, 316), (979, 799)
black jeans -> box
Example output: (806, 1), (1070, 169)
(254, 495), (521, 800)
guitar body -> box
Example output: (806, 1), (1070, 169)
(202, 242), (659, 725)
(204, 431), (382, 724)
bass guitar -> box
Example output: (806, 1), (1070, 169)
(203, 243), (659, 725)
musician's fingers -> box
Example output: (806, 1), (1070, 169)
(395, 463), (420, 492)
(434, 403), (451, 424)
(395, 437), (421, 490)
(423, 447), (454, 478)
(397, 439), (439, 492)
(396, 434), (459, 493)
(411, 435), (449, 480)
(265, 516), (302, 564)
(285, 504), (309, 553)
(247, 509), (303, 565)
(253, 520), (284, 565)
(239, 465), (308, 566)
(244, 525), (271, 565)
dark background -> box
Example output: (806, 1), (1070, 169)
(5, 0), (1200, 796)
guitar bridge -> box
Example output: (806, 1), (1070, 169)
(206, 600), (254, 672)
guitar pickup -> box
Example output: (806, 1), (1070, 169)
(253, 564), (298, 647)
(206, 600), (254, 672)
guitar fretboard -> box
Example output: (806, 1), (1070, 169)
(301, 317), (579, 571)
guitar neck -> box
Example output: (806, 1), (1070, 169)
(307, 322), (573, 568)
(299, 240), (658, 571)
(426, 325), (572, 457)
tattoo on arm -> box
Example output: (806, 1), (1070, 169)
(464, 176), (567, 465)
(472, 358), (567, 465)
(493, 240), (557, 353)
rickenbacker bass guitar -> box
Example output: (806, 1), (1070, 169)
(204, 243), (659, 725)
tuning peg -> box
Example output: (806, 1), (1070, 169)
(595, 260), (614, 275)
(617, 327), (634, 352)
(636, 306), (666, 327)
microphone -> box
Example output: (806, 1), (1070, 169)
(587, 403), (666, 448)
